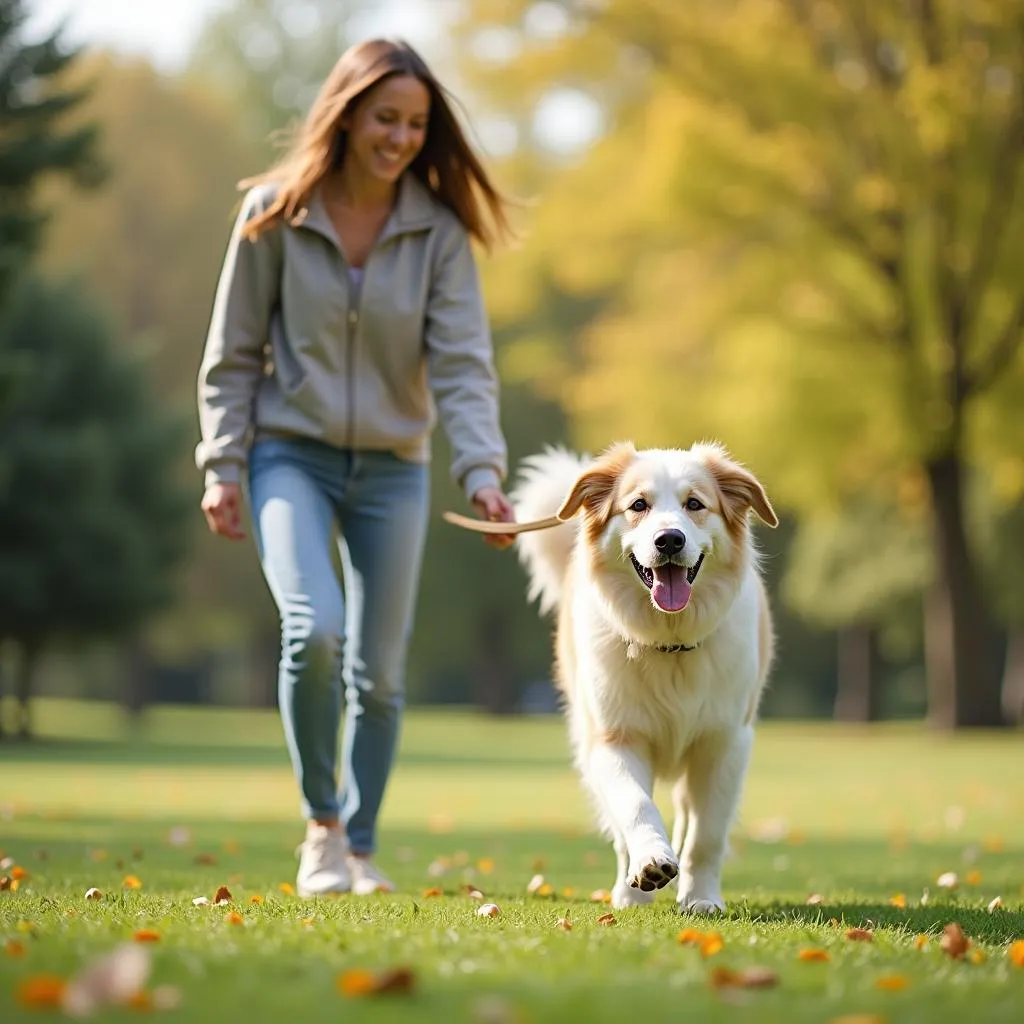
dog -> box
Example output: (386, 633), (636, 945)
(510, 441), (778, 913)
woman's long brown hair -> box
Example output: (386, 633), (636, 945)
(239, 38), (513, 251)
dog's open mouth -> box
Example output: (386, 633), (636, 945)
(630, 552), (704, 613)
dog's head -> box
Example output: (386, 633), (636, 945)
(557, 441), (777, 615)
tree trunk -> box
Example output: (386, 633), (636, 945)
(1001, 627), (1024, 724)
(15, 640), (41, 740)
(121, 636), (152, 717)
(923, 455), (1004, 728)
(833, 625), (879, 722)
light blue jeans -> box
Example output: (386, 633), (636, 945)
(247, 436), (430, 854)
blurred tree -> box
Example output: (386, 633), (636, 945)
(455, 0), (1024, 727)
(0, 275), (191, 738)
(0, 0), (102, 301)
(187, 0), (371, 151)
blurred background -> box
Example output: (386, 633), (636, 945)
(1, 0), (1022, 736)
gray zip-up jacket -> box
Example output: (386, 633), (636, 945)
(196, 173), (507, 500)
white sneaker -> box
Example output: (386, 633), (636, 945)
(347, 855), (395, 895)
(296, 823), (351, 897)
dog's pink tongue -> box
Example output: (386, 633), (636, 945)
(651, 564), (691, 612)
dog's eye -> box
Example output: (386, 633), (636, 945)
(629, 497), (649, 513)
(686, 497), (705, 512)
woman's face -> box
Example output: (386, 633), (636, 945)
(343, 74), (431, 185)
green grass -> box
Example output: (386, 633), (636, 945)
(2, 700), (1024, 1022)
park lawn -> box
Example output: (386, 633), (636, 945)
(1, 700), (1023, 1022)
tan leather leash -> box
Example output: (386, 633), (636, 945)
(441, 511), (565, 535)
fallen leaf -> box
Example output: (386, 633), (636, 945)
(4, 939), (26, 957)
(677, 928), (705, 945)
(250, 895), (264, 905)
(875, 973), (910, 991)
(805, 893), (824, 906)
(700, 933), (724, 957)
(214, 885), (233, 905)
(191, 896), (210, 907)
(62, 943), (151, 1016)
(589, 889), (612, 904)
(477, 903), (500, 918)
(122, 875), (143, 890)
(422, 887), (444, 898)
(914, 934), (929, 950)
(556, 917), (572, 931)
(194, 853), (217, 866)
(1007, 940), (1024, 967)
(132, 929), (160, 943)
(940, 922), (970, 960)
(337, 966), (416, 997)
(596, 913), (616, 926)
(889, 893), (907, 908)
(477, 858), (495, 875)
(561, 887), (575, 898)
(797, 948), (831, 962)
(526, 874), (546, 894)
(11, 866), (28, 881)
(845, 928), (874, 943)
(965, 870), (982, 886)
(969, 949), (986, 964)
(277, 882), (295, 896)
(0, 875), (11, 891)
(536, 883), (555, 897)
(16, 974), (66, 1008)
(85, 888), (103, 901)
(710, 965), (778, 989)
(936, 871), (958, 890)
(987, 897), (1003, 912)
(225, 911), (244, 925)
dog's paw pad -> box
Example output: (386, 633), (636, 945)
(629, 856), (679, 892)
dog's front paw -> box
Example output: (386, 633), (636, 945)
(627, 846), (679, 892)
(679, 897), (725, 916)
(677, 873), (724, 915)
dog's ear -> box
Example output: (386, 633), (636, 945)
(697, 444), (778, 529)
(557, 442), (636, 522)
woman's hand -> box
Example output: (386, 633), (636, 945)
(201, 482), (247, 541)
(471, 486), (516, 550)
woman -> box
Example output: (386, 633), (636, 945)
(196, 38), (516, 897)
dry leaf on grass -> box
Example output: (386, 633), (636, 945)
(914, 935), (929, 950)
(969, 949), (986, 964)
(11, 866), (27, 881)
(250, 895), (264, 905)
(527, 874), (546, 894)
(477, 903), (501, 918)
(225, 912), (244, 926)
(797, 948), (831, 962)
(936, 871), (958, 890)
(889, 893), (907, 908)
(940, 922), (970, 960)
(214, 885), (232, 905)
(132, 929), (161, 943)
(700, 933), (724, 957)
(16, 974), (66, 1009)
(596, 913), (616, 927)
(845, 928), (874, 943)
(965, 870), (982, 886)
(677, 928), (705, 946)
(122, 875), (143, 890)
(4, 939), (26, 957)
(422, 886), (444, 898)
(875, 973), (910, 991)
(589, 889), (612, 904)
(278, 882), (295, 896)
(709, 965), (778, 990)
(84, 888), (103, 901)
(477, 859), (495, 875)
(987, 897), (1003, 912)
(192, 896), (210, 907)
(194, 853), (217, 866)
(62, 942), (152, 1017)
(1007, 940), (1024, 967)
(556, 917), (572, 931)
(337, 966), (416, 998)
(0, 875), (11, 891)
(805, 893), (824, 906)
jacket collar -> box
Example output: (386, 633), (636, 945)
(297, 173), (440, 253)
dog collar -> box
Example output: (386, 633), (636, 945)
(626, 639), (699, 658)
(653, 642), (698, 653)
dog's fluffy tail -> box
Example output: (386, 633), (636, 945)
(510, 446), (588, 616)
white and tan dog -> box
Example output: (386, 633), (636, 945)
(511, 441), (778, 913)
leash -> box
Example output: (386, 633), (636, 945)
(441, 510), (565, 535)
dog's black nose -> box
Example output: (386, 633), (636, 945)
(654, 529), (685, 555)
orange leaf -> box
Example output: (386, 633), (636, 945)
(4, 939), (26, 957)
(225, 912), (244, 925)
(596, 913), (616, 926)
(556, 917), (572, 931)
(338, 969), (376, 997)
(214, 885), (232, 904)
(940, 922), (970, 960)
(677, 928), (705, 946)
(798, 948), (831, 962)
(710, 965), (778, 989)
(250, 895), (264, 905)
(699, 933), (724, 958)
(589, 889), (612, 904)
(337, 967), (416, 998)
(914, 934), (929, 951)
(889, 893), (907, 908)
(11, 866), (28, 881)
(127, 991), (153, 1011)
(277, 882), (295, 896)
(422, 887), (443, 898)
(845, 928), (874, 943)
(122, 875), (143, 890)
(536, 883), (555, 897)
(1007, 940), (1024, 967)
(969, 949), (986, 964)
(875, 973), (910, 991)
(16, 974), (66, 1008)
(477, 858), (495, 875)
(965, 870), (982, 886)
(132, 929), (161, 943)
(0, 875), (11, 891)
(805, 893), (824, 906)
